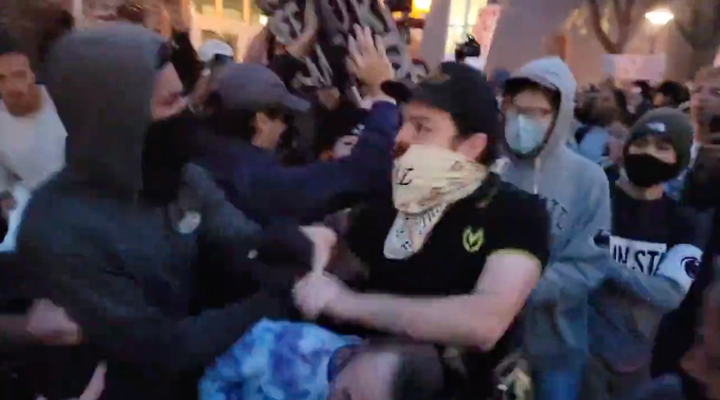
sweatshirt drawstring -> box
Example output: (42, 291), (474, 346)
(533, 157), (541, 195)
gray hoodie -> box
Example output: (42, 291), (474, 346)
(500, 57), (612, 369)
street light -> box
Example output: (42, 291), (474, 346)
(645, 9), (674, 26)
(411, 0), (431, 16)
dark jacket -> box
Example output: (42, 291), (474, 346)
(652, 148), (720, 399)
(197, 101), (399, 225)
(651, 222), (717, 400)
(17, 25), (308, 400)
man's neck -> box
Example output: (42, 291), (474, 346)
(693, 121), (710, 145)
(619, 178), (664, 201)
(5, 85), (42, 118)
(251, 135), (280, 151)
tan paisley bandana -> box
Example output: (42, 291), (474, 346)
(384, 144), (486, 259)
(392, 144), (486, 213)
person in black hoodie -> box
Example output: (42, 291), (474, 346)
(15, 24), (319, 400)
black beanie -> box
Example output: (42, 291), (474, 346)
(624, 107), (694, 175)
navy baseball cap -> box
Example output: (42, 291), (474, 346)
(212, 63), (310, 113)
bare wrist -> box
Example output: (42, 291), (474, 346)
(325, 290), (360, 319)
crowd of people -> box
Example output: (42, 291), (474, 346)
(2, 2), (720, 400)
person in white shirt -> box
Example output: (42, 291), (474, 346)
(0, 30), (67, 250)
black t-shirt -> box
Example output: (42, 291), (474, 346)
(609, 184), (682, 275)
(343, 173), (550, 398)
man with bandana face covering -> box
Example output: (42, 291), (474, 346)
(292, 62), (551, 400)
(14, 24), (323, 400)
(498, 57), (612, 400)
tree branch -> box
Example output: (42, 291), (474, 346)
(675, 0), (710, 49)
(588, 0), (619, 53)
(611, 0), (622, 27)
(615, 0), (635, 51)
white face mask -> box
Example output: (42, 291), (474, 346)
(504, 111), (551, 155)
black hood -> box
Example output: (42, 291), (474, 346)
(45, 24), (166, 197)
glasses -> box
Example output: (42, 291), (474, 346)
(507, 104), (553, 120)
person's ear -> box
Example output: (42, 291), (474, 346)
(457, 133), (487, 162)
(327, 344), (362, 381)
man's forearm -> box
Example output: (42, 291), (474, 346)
(329, 293), (503, 349)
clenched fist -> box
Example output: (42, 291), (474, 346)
(293, 272), (351, 320)
(26, 299), (81, 345)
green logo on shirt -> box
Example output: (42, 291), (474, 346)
(463, 227), (484, 253)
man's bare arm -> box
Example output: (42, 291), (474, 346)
(315, 251), (542, 350)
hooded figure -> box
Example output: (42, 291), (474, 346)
(16, 25), (311, 400)
(499, 57), (612, 399)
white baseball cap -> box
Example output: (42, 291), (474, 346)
(197, 39), (234, 63)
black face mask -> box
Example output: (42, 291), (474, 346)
(624, 153), (678, 188)
(141, 109), (199, 205)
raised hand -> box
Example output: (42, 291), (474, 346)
(347, 25), (394, 96)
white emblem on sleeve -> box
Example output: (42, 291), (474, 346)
(177, 211), (202, 234)
(656, 244), (702, 293)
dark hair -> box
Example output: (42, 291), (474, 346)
(328, 341), (445, 400)
(504, 79), (561, 111)
(391, 344), (445, 400)
(37, 8), (74, 64)
(204, 94), (299, 158)
(656, 81), (690, 107)
(0, 28), (21, 58)
(634, 80), (653, 101)
(454, 35), (481, 63)
(265, 106), (305, 166)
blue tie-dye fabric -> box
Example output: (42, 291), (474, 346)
(199, 319), (360, 400)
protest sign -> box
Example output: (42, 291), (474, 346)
(604, 54), (667, 82)
(262, 0), (416, 89)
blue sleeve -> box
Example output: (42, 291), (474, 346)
(235, 102), (399, 224)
